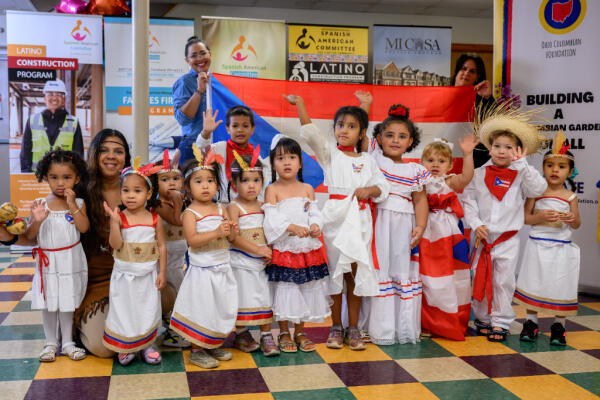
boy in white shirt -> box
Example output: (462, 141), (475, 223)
(463, 112), (547, 342)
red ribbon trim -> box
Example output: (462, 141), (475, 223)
(32, 240), (81, 300)
(329, 194), (379, 270)
(471, 231), (518, 314)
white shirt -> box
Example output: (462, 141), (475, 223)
(462, 158), (547, 235)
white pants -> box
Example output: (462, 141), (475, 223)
(471, 235), (519, 330)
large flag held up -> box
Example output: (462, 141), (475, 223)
(209, 73), (476, 191)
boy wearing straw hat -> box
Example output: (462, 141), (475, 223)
(462, 105), (547, 342)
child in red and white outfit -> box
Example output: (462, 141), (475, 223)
(463, 110), (547, 342)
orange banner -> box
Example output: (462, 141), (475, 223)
(7, 44), (46, 58)
(117, 106), (174, 116)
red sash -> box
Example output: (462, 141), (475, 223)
(32, 240), (81, 300)
(471, 230), (518, 313)
(427, 192), (464, 219)
(329, 194), (379, 270)
(484, 165), (517, 201)
(226, 139), (254, 182)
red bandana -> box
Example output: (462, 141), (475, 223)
(484, 165), (517, 201)
(226, 139), (254, 181)
(337, 145), (356, 153)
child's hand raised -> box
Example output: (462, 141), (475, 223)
(30, 199), (49, 223)
(103, 201), (121, 224)
(511, 146), (527, 162)
(410, 225), (425, 248)
(283, 94), (303, 105)
(202, 108), (223, 135)
(354, 90), (373, 106)
(458, 133), (480, 155)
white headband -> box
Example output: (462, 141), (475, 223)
(270, 133), (288, 151)
(432, 138), (454, 151)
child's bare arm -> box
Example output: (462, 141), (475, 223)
(411, 189), (428, 247)
(283, 95), (312, 125)
(447, 134), (478, 192)
(182, 210), (222, 248)
(155, 215), (167, 290)
(103, 202), (123, 250)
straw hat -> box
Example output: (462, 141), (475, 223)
(474, 102), (547, 155)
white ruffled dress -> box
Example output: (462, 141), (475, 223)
(262, 197), (331, 324)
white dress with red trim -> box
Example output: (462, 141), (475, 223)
(359, 157), (430, 345)
(298, 123), (390, 297)
(419, 176), (471, 341)
(169, 205), (238, 349)
(263, 197), (331, 324)
(31, 198), (87, 312)
(103, 212), (162, 353)
(514, 195), (580, 316)
(162, 218), (187, 291)
(229, 201), (273, 326)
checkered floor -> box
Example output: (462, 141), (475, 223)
(1, 248), (599, 399)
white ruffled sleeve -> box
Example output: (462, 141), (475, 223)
(413, 163), (433, 191)
(307, 200), (323, 229)
(367, 155), (390, 203)
(261, 203), (291, 244)
(300, 123), (331, 168)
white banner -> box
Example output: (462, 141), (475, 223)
(6, 11), (102, 65)
(104, 17), (194, 161)
(372, 25), (451, 86)
(495, 0), (600, 291)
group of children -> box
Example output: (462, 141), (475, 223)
(25, 92), (581, 369)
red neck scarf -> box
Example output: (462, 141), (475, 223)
(226, 139), (254, 181)
(484, 165), (517, 201)
(337, 145), (356, 153)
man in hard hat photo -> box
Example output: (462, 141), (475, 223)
(19, 79), (84, 173)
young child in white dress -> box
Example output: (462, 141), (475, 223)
(263, 136), (330, 353)
(169, 145), (239, 369)
(26, 149), (89, 362)
(283, 95), (389, 351)
(102, 159), (167, 365)
(155, 150), (190, 348)
(420, 135), (478, 341)
(359, 105), (430, 345)
(227, 149), (279, 356)
(515, 131), (581, 346)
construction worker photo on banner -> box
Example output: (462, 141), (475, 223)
(19, 79), (84, 173)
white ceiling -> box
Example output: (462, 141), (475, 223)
(27, 0), (493, 18)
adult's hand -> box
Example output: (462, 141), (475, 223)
(474, 80), (492, 98)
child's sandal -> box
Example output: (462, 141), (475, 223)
(487, 327), (509, 342)
(550, 322), (567, 346)
(474, 319), (493, 336)
(326, 325), (344, 349)
(141, 346), (162, 364)
(519, 320), (539, 342)
(260, 333), (280, 357)
(294, 332), (316, 352)
(277, 331), (297, 353)
(39, 344), (58, 362)
(61, 344), (86, 361)
(345, 327), (366, 351)
(118, 352), (136, 366)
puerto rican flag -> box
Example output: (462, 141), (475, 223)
(494, 176), (511, 188)
(209, 73), (475, 195)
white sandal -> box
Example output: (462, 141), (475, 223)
(39, 344), (58, 362)
(62, 344), (87, 361)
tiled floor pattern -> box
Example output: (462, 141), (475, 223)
(0, 250), (599, 399)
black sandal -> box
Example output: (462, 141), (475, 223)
(487, 327), (509, 342)
(519, 320), (539, 342)
(550, 322), (567, 346)
(474, 319), (493, 336)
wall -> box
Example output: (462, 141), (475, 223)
(166, 4), (494, 82)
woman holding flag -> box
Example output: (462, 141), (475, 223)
(173, 36), (212, 167)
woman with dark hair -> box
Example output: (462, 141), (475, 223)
(172, 36), (212, 167)
(451, 53), (494, 167)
